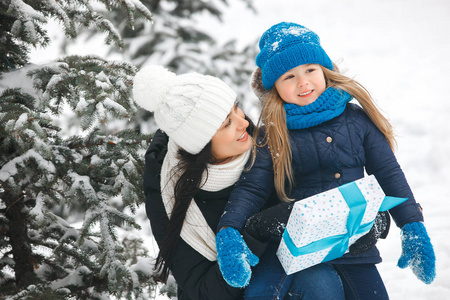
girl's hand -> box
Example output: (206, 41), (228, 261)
(397, 222), (436, 284)
(216, 227), (259, 288)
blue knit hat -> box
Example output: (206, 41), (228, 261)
(256, 22), (333, 90)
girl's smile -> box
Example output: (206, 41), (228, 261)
(274, 64), (326, 107)
(299, 90), (313, 96)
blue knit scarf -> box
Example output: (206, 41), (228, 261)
(284, 87), (352, 130)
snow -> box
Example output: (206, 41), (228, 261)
(13, 113), (28, 130)
(0, 63), (40, 96)
(8, 0), (46, 45)
(272, 41), (279, 51)
(8, 0), (45, 20)
(0, 149), (56, 181)
(29, 192), (46, 221)
(25, 0), (450, 299)
(50, 266), (91, 290)
(103, 98), (128, 116)
(66, 172), (100, 205)
(283, 26), (309, 37)
(130, 257), (156, 277)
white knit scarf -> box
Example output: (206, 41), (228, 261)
(160, 139), (251, 261)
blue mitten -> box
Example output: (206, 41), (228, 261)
(397, 222), (436, 284)
(216, 227), (259, 288)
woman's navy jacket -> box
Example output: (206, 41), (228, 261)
(144, 130), (267, 300)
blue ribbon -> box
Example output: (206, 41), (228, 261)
(282, 181), (408, 262)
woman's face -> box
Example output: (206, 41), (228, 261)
(274, 64), (326, 107)
(211, 104), (252, 163)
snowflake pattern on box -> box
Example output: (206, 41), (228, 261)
(277, 175), (407, 275)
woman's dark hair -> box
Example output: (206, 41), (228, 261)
(154, 115), (255, 282)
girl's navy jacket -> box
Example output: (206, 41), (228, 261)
(218, 103), (424, 265)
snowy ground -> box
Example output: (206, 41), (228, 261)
(30, 0), (450, 299)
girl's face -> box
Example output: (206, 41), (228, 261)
(274, 64), (326, 107)
(211, 104), (252, 163)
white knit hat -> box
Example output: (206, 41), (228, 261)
(133, 65), (236, 154)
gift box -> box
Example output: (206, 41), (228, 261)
(276, 175), (407, 275)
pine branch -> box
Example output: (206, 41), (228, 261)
(65, 134), (150, 150)
(0, 0), (264, 298)
(3, 0), (153, 51)
(7, 0), (48, 47)
(28, 56), (139, 131)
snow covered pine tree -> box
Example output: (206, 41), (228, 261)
(84, 0), (259, 132)
(0, 1), (169, 299)
(1, 0), (260, 298)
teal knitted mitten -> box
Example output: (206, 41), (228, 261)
(216, 227), (259, 288)
(398, 222), (436, 284)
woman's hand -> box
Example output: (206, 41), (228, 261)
(349, 211), (390, 256)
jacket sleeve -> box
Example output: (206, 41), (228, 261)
(358, 108), (424, 228)
(144, 129), (169, 244)
(218, 142), (276, 232)
(143, 130), (258, 300)
(169, 240), (244, 300)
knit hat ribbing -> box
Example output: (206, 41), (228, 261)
(256, 22), (333, 90)
(133, 65), (236, 154)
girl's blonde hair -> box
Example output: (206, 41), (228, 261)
(253, 65), (396, 202)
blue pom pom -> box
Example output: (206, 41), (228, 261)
(216, 227), (259, 288)
(398, 222), (436, 284)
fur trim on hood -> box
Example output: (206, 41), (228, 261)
(251, 67), (270, 101)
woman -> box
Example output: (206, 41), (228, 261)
(133, 65), (274, 299)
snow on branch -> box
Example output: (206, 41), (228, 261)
(0, 148), (55, 182)
(80, 0), (153, 48)
(5, 0), (153, 49)
(66, 171), (98, 204)
(120, 0), (155, 29)
(7, 0), (47, 46)
(41, 0), (75, 38)
(28, 55), (138, 131)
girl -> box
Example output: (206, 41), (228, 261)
(216, 22), (436, 299)
(134, 65), (277, 300)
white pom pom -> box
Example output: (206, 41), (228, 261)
(133, 65), (176, 112)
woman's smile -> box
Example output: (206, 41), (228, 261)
(237, 131), (249, 142)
